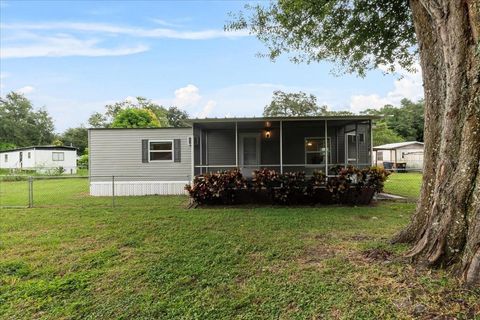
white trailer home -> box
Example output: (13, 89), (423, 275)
(0, 146), (78, 174)
(373, 141), (424, 171)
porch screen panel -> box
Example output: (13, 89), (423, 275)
(243, 137), (257, 165)
(305, 138), (330, 164)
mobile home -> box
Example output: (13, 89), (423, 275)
(0, 146), (78, 174)
(88, 115), (378, 196)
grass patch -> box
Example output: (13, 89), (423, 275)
(0, 198), (478, 319)
(384, 172), (423, 199)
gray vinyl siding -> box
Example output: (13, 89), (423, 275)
(206, 129), (236, 165)
(89, 128), (192, 181)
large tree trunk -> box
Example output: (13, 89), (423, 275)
(393, 0), (480, 287)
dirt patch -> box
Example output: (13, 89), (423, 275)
(347, 234), (374, 241)
(297, 245), (338, 267)
(362, 248), (394, 261)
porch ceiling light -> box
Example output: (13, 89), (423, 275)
(265, 128), (271, 139)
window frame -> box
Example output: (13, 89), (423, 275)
(304, 137), (332, 166)
(52, 152), (65, 161)
(148, 140), (174, 163)
(4, 154), (7, 163)
(28, 152), (31, 159)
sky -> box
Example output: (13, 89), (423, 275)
(0, 0), (424, 133)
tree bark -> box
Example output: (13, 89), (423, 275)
(393, 0), (480, 287)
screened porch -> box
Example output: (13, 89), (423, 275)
(191, 117), (375, 177)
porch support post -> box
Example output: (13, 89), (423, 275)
(190, 128), (194, 183)
(205, 130), (208, 171)
(280, 120), (283, 173)
(235, 122), (238, 169)
(325, 119), (328, 175)
(199, 128), (203, 174)
(355, 122), (359, 166)
(369, 120), (374, 166)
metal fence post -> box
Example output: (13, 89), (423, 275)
(28, 176), (33, 208)
(112, 175), (115, 208)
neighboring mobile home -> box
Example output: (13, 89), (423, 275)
(373, 141), (424, 170)
(88, 115), (377, 196)
(0, 146), (78, 174)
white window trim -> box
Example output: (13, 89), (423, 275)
(148, 140), (174, 163)
(304, 137), (331, 167)
(52, 152), (65, 161)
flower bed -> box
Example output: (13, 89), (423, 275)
(185, 166), (390, 206)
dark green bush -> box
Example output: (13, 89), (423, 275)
(185, 170), (247, 205)
(186, 166), (390, 206)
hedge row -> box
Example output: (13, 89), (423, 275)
(185, 166), (390, 206)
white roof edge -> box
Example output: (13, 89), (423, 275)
(373, 141), (424, 150)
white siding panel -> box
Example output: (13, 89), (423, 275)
(90, 181), (188, 196)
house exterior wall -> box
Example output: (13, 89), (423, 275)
(373, 144), (424, 170)
(0, 148), (76, 173)
(0, 150), (21, 169)
(88, 128), (193, 196)
(34, 149), (77, 174)
(395, 145), (424, 169)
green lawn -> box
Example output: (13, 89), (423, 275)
(0, 177), (171, 208)
(1, 198), (478, 319)
(383, 172), (423, 199)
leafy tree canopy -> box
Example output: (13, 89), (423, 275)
(111, 108), (161, 128)
(372, 121), (404, 146)
(362, 99), (424, 141)
(88, 112), (108, 129)
(89, 97), (189, 128)
(60, 127), (88, 155)
(226, 0), (417, 76)
(166, 106), (189, 127)
(0, 92), (55, 147)
(264, 90), (356, 117)
(264, 90), (326, 116)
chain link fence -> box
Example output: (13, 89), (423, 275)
(381, 168), (423, 202)
(0, 176), (190, 208)
(0, 169), (422, 208)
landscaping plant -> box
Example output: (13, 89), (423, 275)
(187, 166), (390, 206)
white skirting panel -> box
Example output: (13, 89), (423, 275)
(90, 181), (189, 196)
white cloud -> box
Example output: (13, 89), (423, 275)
(1, 22), (250, 40)
(349, 63), (423, 113)
(196, 100), (216, 118)
(174, 84), (202, 106)
(124, 96), (137, 103)
(15, 85), (35, 94)
(1, 34), (148, 58)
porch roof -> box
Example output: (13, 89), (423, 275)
(187, 115), (380, 125)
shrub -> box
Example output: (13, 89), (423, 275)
(272, 171), (307, 204)
(251, 169), (281, 191)
(187, 166), (391, 206)
(185, 170), (246, 205)
(362, 166), (391, 192)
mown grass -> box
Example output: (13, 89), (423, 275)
(383, 172), (423, 199)
(1, 198), (478, 319)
